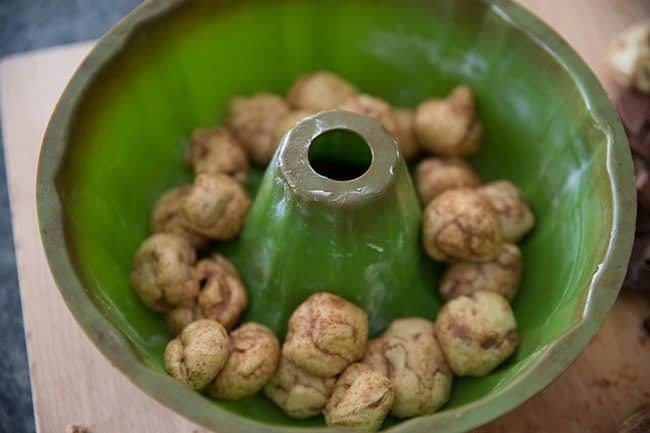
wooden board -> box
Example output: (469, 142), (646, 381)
(0, 2), (648, 432)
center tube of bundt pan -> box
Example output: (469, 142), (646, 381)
(229, 110), (440, 337)
(279, 110), (398, 205)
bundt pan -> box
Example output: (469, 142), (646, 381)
(36, 0), (635, 432)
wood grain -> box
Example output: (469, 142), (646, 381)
(0, 42), (203, 433)
(0, 1), (648, 432)
(476, 291), (650, 433)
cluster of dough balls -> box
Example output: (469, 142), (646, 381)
(132, 175), (251, 335)
(130, 89), (275, 403)
(412, 89), (534, 380)
(129, 72), (538, 430)
(420, 183), (531, 305)
(164, 319), (280, 398)
(133, 128), (253, 329)
(263, 294), (453, 431)
(213, 72), (490, 176)
(413, 90), (534, 275)
(417, 168), (533, 300)
(226, 70), (434, 168)
(260, 294), (517, 431)
(131, 85), (257, 331)
(265, 293), (372, 421)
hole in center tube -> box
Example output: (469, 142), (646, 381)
(307, 129), (372, 181)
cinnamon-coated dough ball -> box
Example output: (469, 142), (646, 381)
(415, 86), (483, 157)
(130, 233), (198, 312)
(363, 318), (452, 418)
(270, 110), (315, 148)
(338, 94), (399, 137)
(416, 157), (481, 205)
(264, 356), (336, 419)
(165, 254), (248, 335)
(183, 173), (251, 240)
(194, 255), (248, 328)
(166, 305), (199, 337)
(478, 180), (535, 242)
(187, 127), (249, 182)
(422, 188), (502, 262)
(435, 291), (519, 376)
(150, 186), (208, 249)
(287, 71), (358, 111)
(283, 292), (368, 377)
(394, 108), (420, 161)
(608, 22), (650, 93)
(324, 363), (394, 432)
(207, 322), (280, 400)
(164, 320), (230, 389)
(227, 93), (290, 165)
(439, 243), (523, 302)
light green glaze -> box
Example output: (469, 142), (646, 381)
(37, 0), (635, 432)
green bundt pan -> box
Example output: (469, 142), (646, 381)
(36, 0), (635, 432)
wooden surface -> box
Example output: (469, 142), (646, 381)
(0, 1), (648, 432)
(0, 42), (201, 433)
